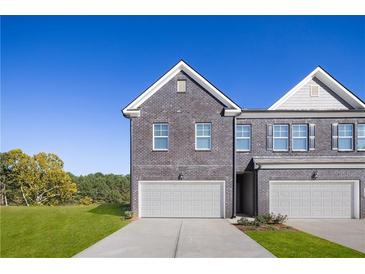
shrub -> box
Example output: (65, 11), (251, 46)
(237, 217), (259, 226)
(255, 213), (287, 224)
(124, 210), (134, 219)
(80, 196), (93, 205)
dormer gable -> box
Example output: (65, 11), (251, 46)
(269, 67), (365, 110)
(122, 60), (241, 118)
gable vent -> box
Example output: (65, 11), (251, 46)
(310, 85), (320, 97)
(177, 80), (186, 93)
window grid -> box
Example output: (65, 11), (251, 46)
(195, 123), (211, 150)
(153, 123), (169, 151)
(273, 124), (289, 151)
(338, 124), (353, 151)
(236, 125), (251, 151)
(357, 124), (365, 151)
(292, 124), (308, 151)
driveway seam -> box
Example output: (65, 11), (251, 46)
(173, 219), (183, 258)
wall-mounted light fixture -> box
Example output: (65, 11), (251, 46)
(311, 170), (318, 180)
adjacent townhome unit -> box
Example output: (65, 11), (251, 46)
(122, 60), (365, 219)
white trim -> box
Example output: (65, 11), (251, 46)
(195, 123), (212, 151)
(269, 180), (360, 219)
(357, 124), (365, 151)
(273, 124), (289, 152)
(338, 123), (354, 152)
(177, 79), (186, 93)
(238, 110), (365, 119)
(123, 60), (241, 117)
(310, 84), (320, 97)
(138, 180), (226, 218)
(291, 124), (308, 152)
(236, 124), (251, 152)
(258, 163), (365, 169)
(152, 123), (169, 151)
(268, 67), (365, 110)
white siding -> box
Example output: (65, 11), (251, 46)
(276, 78), (350, 110)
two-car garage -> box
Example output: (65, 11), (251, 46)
(270, 180), (360, 219)
(138, 181), (225, 218)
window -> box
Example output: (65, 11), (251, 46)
(292, 124), (308, 151)
(357, 124), (365, 151)
(273, 124), (289, 151)
(177, 80), (186, 92)
(310, 85), (319, 97)
(236, 125), (251, 151)
(338, 124), (353, 151)
(195, 123), (211, 150)
(153, 123), (169, 150)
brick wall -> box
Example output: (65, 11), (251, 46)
(130, 71), (235, 217)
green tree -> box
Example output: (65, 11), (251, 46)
(0, 149), (77, 205)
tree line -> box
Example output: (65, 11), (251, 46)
(0, 149), (130, 206)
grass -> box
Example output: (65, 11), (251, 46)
(0, 204), (130, 258)
(246, 230), (365, 258)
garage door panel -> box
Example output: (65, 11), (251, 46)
(140, 181), (224, 218)
(270, 181), (356, 219)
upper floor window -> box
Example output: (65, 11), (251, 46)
(236, 125), (251, 151)
(338, 124), (353, 151)
(357, 124), (365, 151)
(273, 124), (289, 151)
(177, 80), (186, 93)
(195, 123), (211, 150)
(153, 123), (169, 150)
(292, 124), (308, 151)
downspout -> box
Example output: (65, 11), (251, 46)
(129, 118), (133, 212)
(232, 116), (237, 218)
(254, 163), (260, 216)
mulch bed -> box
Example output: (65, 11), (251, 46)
(235, 223), (297, 232)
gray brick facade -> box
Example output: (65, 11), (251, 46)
(126, 63), (365, 219)
(236, 117), (365, 218)
(130, 72), (235, 217)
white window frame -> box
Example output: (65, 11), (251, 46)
(153, 123), (169, 151)
(338, 123), (354, 151)
(273, 124), (289, 152)
(357, 124), (365, 151)
(236, 124), (251, 152)
(292, 124), (308, 152)
(195, 123), (211, 151)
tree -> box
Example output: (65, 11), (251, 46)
(0, 149), (77, 205)
(71, 173), (130, 204)
(0, 149), (35, 206)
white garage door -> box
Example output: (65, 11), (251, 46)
(270, 180), (359, 219)
(139, 181), (224, 218)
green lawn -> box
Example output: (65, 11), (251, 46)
(246, 230), (365, 258)
(0, 204), (129, 258)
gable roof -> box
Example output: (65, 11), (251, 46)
(122, 60), (241, 118)
(268, 66), (365, 110)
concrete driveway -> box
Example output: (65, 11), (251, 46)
(75, 219), (274, 258)
(287, 219), (365, 253)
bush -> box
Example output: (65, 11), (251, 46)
(124, 210), (134, 219)
(80, 196), (93, 205)
(255, 213), (287, 224)
(237, 217), (259, 226)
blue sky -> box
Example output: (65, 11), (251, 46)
(1, 16), (365, 175)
